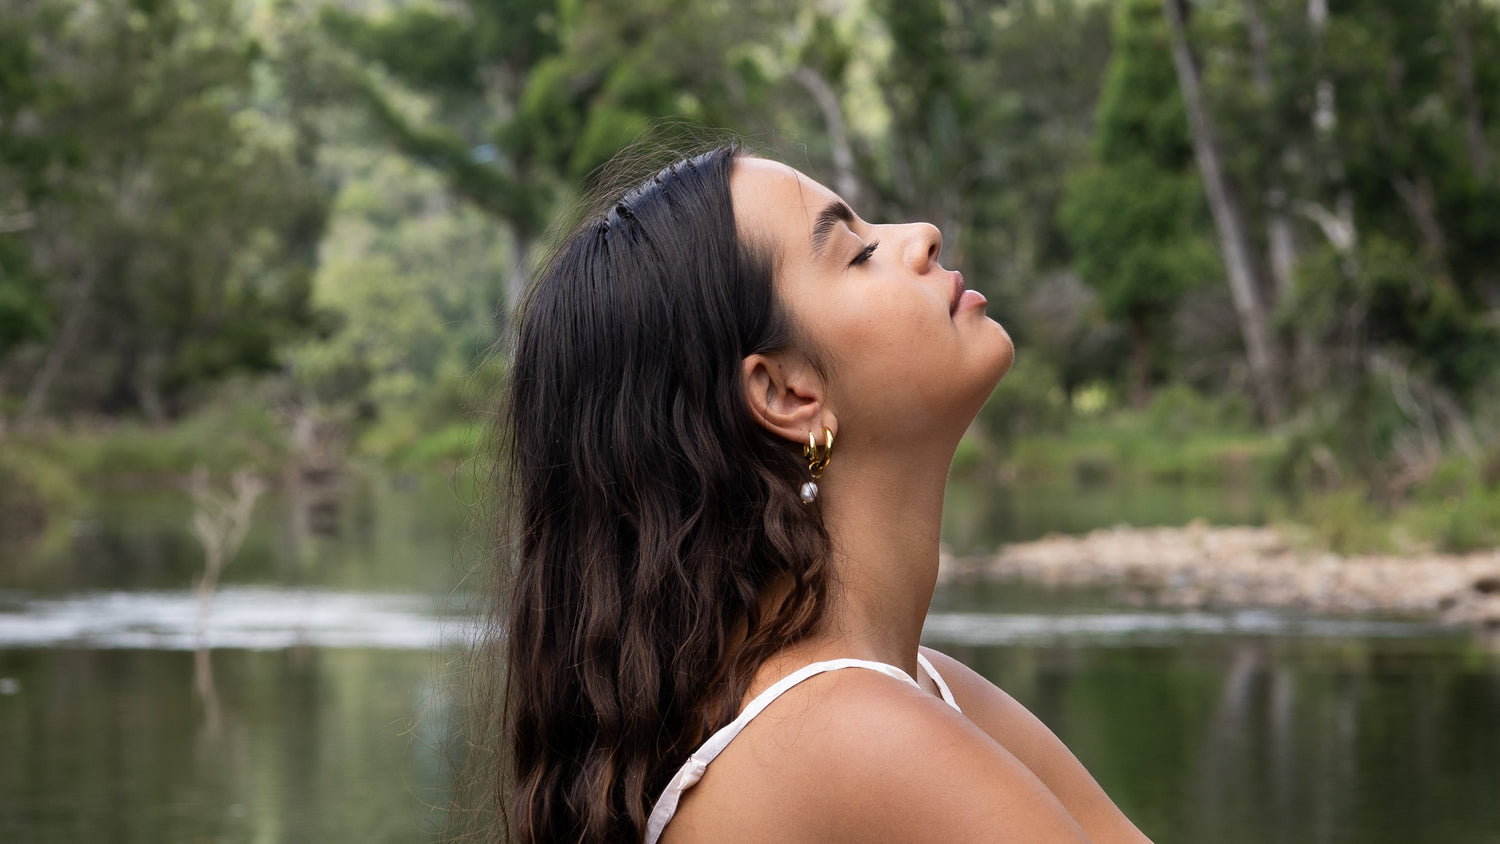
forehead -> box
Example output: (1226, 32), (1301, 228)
(729, 158), (844, 258)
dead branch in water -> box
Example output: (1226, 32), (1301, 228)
(189, 466), (267, 642)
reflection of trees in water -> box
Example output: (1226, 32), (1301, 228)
(194, 646), (221, 739)
(1175, 640), (1500, 844)
(188, 467), (266, 740)
(1188, 643), (1262, 840)
(955, 637), (1500, 843)
(1269, 666), (1297, 838)
(1183, 643), (1368, 844)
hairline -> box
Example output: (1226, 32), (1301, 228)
(728, 156), (840, 383)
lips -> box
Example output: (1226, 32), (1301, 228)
(950, 270), (988, 315)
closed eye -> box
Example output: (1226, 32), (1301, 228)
(849, 241), (879, 267)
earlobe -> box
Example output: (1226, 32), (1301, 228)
(741, 353), (832, 445)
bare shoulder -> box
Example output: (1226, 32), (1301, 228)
(918, 646), (1110, 776)
(669, 665), (1090, 844)
(920, 647), (1156, 844)
(919, 646), (1041, 732)
(800, 669), (1093, 842)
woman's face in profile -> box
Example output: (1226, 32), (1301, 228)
(730, 157), (1014, 443)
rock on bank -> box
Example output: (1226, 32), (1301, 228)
(951, 523), (1500, 631)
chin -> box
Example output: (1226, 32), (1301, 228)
(983, 325), (1016, 384)
(950, 345), (1015, 429)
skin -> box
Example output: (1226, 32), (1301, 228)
(659, 159), (1153, 843)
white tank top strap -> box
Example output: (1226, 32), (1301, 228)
(643, 654), (961, 844)
(917, 651), (962, 712)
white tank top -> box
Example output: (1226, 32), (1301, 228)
(643, 652), (962, 844)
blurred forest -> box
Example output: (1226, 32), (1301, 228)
(3, 0), (1500, 551)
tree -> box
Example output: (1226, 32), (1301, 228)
(1061, 0), (1218, 407)
(322, 0), (790, 314)
(0, 3), (57, 367)
(288, 152), (510, 420)
(0, 0), (327, 424)
(1164, 0), (1286, 423)
(1166, 0), (1500, 487)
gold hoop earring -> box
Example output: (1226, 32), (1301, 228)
(800, 426), (834, 504)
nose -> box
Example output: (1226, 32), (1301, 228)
(903, 222), (942, 272)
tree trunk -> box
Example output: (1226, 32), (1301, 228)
(1298, 0), (1359, 266)
(505, 223), (535, 319)
(1452, 0), (1490, 178)
(1244, 0), (1298, 301)
(1163, 0), (1284, 423)
(1392, 173), (1456, 287)
(19, 268), (97, 427)
(1129, 311), (1152, 409)
(135, 347), (169, 426)
(1266, 203), (1297, 300)
(793, 65), (862, 209)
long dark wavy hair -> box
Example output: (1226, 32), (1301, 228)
(480, 145), (834, 842)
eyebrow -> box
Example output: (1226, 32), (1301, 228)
(810, 200), (855, 257)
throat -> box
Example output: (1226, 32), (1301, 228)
(811, 460), (949, 671)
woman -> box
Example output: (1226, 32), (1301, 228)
(495, 145), (1150, 843)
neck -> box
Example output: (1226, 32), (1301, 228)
(798, 439), (953, 680)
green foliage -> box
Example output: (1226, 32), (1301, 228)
(0, 244), (49, 355)
(1092, 0), (1194, 168)
(320, 5), (481, 93)
(1288, 235), (1500, 401)
(288, 151), (507, 429)
(1401, 454), (1500, 553)
(0, 445), (79, 545)
(321, 0), (769, 247)
(1277, 479), (1499, 556)
(2, 0), (1499, 560)
(1006, 386), (1283, 487)
(0, 2), (61, 356)
(1281, 488), (1395, 555)
(1059, 0), (1218, 401)
(980, 355), (1070, 443)
(1144, 384), (1255, 441)
(382, 421), (484, 470)
(0, 0), (328, 419)
(28, 391), (290, 480)
(1061, 158), (1218, 319)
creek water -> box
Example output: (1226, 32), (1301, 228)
(1, 473), (1497, 843)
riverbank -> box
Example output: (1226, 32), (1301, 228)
(942, 522), (1500, 632)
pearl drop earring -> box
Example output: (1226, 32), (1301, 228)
(800, 426), (834, 504)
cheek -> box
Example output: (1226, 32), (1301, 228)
(829, 310), (966, 416)
(824, 301), (940, 375)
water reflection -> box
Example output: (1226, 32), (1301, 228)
(5, 621), (1496, 843)
(934, 633), (1500, 844)
(0, 647), (456, 844)
(4, 475), (1499, 844)
(3, 472), (475, 595)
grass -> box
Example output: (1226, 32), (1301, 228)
(978, 384), (1500, 555)
(385, 420), (486, 470)
(8, 374), (1497, 559)
(16, 404), (290, 483)
(999, 386), (1287, 488)
(0, 446), (82, 549)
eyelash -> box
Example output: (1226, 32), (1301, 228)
(850, 241), (880, 267)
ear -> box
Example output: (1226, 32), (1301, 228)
(741, 352), (834, 446)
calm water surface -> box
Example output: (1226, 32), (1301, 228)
(2, 474), (1497, 843)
